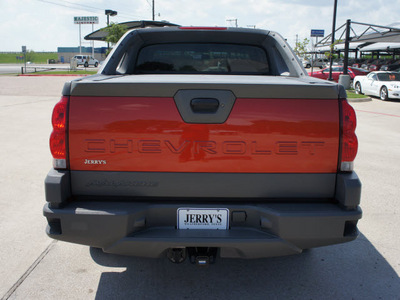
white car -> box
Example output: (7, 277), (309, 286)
(73, 55), (99, 67)
(301, 58), (328, 69)
(353, 71), (400, 100)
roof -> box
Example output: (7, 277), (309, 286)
(84, 20), (180, 41)
(350, 28), (400, 43)
(316, 42), (400, 53)
(358, 42), (400, 51)
(369, 71), (400, 73)
(316, 42), (365, 52)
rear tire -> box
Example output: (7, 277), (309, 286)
(355, 82), (362, 94)
(380, 86), (388, 101)
(84, 62), (89, 68)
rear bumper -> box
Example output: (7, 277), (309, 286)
(43, 201), (362, 259)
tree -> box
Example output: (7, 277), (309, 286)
(324, 39), (343, 60)
(25, 50), (35, 62)
(102, 22), (128, 46)
(293, 38), (310, 60)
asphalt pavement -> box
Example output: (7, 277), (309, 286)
(0, 75), (399, 299)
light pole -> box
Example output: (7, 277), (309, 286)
(105, 9), (118, 50)
(343, 19), (351, 75)
(226, 18), (238, 28)
(152, 0), (155, 21)
(328, 0), (338, 81)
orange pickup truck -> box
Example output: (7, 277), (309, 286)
(44, 27), (361, 265)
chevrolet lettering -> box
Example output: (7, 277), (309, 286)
(84, 139), (326, 155)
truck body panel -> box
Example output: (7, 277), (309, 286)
(44, 27), (362, 261)
(69, 92), (339, 173)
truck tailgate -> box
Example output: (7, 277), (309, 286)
(69, 97), (339, 173)
(68, 75), (339, 174)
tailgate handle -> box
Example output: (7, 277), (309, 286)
(190, 98), (219, 113)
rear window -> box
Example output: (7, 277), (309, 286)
(134, 43), (270, 75)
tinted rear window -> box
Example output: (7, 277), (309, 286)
(135, 43), (269, 75)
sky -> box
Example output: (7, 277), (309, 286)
(1, 0), (400, 52)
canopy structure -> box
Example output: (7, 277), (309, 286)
(314, 21), (400, 76)
(84, 20), (179, 41)
(316, 21), (400, 48)
(350, 23), (400, 43)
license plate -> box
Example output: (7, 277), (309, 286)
(177, 208), (229, 230)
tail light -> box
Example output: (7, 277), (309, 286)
(340, 99), (358, 171)
(50, 96), (69, 169)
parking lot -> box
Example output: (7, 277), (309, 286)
(0, 76), (399, 299)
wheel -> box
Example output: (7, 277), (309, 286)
(306, 64), (311, 68)
(380, 86), (388, 101)
(355, 82), (362, 94)
(94, 62), (98, 67)
(84, 62), (89, 67)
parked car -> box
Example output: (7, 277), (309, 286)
(73, 55), (99, 67)
(360, 59), (375, 70)
(368, 59), (387, 71)
(353, 71), (400, 100)
(309, 66), (369, 82)
(351, 59), (363, 68)
(301, 59), (311, 68)
(380, 61), (400, 71)
(322, 61), (343, 69)
(302, 58), (329, 69)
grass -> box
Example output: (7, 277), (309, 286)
(0, 52), (58, 64)
(346, 89), (370, 99)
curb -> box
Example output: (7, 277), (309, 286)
(18, 74), (90, 77)
(348, 97), (372, 103)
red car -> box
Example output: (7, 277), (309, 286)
(309, 66), (369, 82)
